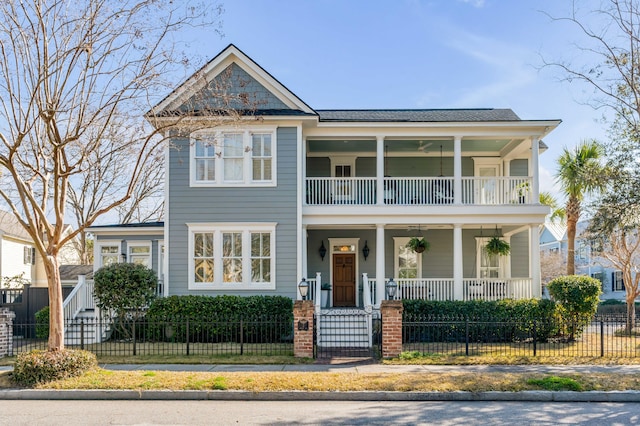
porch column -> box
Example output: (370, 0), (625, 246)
(376, 136), (385, 205)
(530, 136), (539, 204)
(302, 225), (308, 279)
(453, 224), (463, 300)
(530, 224), (541, 298)
(375, 224), (385, 306)
(453, 136), (462, 205)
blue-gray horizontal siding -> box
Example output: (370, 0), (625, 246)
(307, 228), (529, 281)
(167, 127), (298, 297)
(510, 159), (528, 177)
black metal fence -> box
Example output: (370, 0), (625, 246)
(11, 316), (294, 357)
(403, 314), (640, 358)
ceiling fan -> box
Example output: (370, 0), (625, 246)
(417, 141), (433, 152)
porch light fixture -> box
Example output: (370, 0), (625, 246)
(386, 278), (397, 300)
(298, 278), (309, 300)
(362, 241), (370, 261)
(319, 241), (327, 261)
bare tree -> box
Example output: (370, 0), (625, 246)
(0, 0), (229, 351)
(540, 250), (567, 287)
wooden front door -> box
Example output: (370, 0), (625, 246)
(333, 253), (356, 307)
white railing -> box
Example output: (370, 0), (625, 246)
(397, 278), (455, 301)
(384, 177), (454, 205)
(306, 177), (376, 205)
(463, 278), (533, 301)
(461, 177), (532, 205)
(305, 176), (532, 206)
(63, 275), (88, 320)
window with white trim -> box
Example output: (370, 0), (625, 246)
(128, 244), (151, 267)
(613, 271), (625, 291)
(190, 128), (276, 187)
(188, 223), (276, 290)
(476, 237), (504, 278)
(394, 237), (421, 279)
(99, 244), (120, 267)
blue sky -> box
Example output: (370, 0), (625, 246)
(181, 0), (611, 198)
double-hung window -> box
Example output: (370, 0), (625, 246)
(190, 128), (276, 187)
(128, 244), (151, 267)
(394, 237), (421, 279)
(98, 243), (120, 267)
(189, 223), (276, 290)
(613, 271), (625, 291)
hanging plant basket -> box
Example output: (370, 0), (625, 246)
(485, 236), (510, 256)
(407, 237), (430, 253)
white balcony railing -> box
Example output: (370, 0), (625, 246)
(305, 176), (532, 206)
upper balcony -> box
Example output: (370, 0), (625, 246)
(304, 137), (539, 208)
(306, 176), (532, 206)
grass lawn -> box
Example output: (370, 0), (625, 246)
(2, 369), (640, 392)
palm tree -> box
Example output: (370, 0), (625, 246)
(555, 140), (606, 275)
(539, 191), (566, 223)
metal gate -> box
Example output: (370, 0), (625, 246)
(314, 309), (381, 359)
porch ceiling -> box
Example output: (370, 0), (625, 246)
(306, 138), (522, 154)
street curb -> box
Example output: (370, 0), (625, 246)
(2, 389), (640, 401)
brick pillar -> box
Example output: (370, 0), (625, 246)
(381, 300), (403, 358)
(0, 308), (15, 358)
(293, 300), (314, 358)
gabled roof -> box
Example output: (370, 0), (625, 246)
(542, 221), (567, 242)
(0, 210), (31, 242)
(149, 44), (316, 117)
(317, 109), (522, 122)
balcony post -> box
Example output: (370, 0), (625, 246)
(530, 224), (541, 298)
(453, 224), (463, 300)
(375, 224), (385, 307)
(531, 136), (539, 204)
(376, 136), (385, 205)
(454, 136), (462, 205)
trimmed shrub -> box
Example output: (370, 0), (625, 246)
(145, 295), (293, 343)
(94, 262), (158, 340)
(35, 306), (49, 339)
(402, 299), (558, 343)
(548, 275), (601, 339)
(12, 349), (97, 386)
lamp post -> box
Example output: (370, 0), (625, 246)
(385, 278), (397, 300)
(298, 278), (309, 301)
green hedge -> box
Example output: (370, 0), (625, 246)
(35, 306), (49, 339)
(143, 295), (294, 343)
(402, 299), (558, 343)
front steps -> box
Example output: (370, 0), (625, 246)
(64, 310), (110, 345)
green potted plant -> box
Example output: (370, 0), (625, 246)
(516, 181), (531, 204)
(321, 282), (331, 308)
(485, 236), (510, 256)
(406, 237), (430, 253)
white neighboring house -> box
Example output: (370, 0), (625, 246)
(0, 210), (36, 287)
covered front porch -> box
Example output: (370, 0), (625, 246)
(300, 224), (541, 309)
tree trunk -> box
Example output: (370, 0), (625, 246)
(566, 217), (576, 275)
(44, 255), (64, 351)
(627, 295), (636, 335)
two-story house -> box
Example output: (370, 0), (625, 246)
(88, 44), (560, 317)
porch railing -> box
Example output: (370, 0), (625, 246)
(305, 176), (532, 206)
(463, 278), (532, 301)
(397, 278), (455, 301)
(63, 276), (89, 320)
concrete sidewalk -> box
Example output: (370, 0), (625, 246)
(3, 363), (640, 401)
(98, 362), (640, 375)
